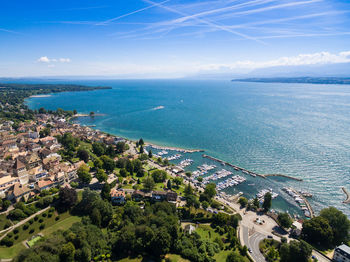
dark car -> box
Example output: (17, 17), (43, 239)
(267, 235), (273, 239)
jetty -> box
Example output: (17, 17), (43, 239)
(342, 187), (350, 204)
(202, 154), (265, 178)
(262, 174), (303, 181)
(148, 144), (204, 153)
(289, 188), (314, 218)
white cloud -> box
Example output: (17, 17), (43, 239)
(37, 56), (71, 63)
(199, 51), (350, 71)
(37, 56), (50, 63)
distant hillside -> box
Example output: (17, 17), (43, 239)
(232, 77), (350, 85)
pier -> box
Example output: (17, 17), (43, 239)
(290, 188), (314, 218)
(342, 187), (350, 204)
(262, 174), (303, 181)
(148, 144), (204, 153)
(202, 154), (265, 178)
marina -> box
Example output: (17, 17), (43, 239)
(282, 187), (314, 218)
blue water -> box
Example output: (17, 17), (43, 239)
(25, 79), (350, 217)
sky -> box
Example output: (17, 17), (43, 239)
(1, 0), (350, 78)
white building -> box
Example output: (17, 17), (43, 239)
(334, 244), (350, 262)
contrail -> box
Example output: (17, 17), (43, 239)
(142, 0), (266, 44)
(96, 0), (171, 26)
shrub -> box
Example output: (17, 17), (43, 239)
(55, 216), (60, 221)
(7, 232), (13, 238)
(14, 235), (18, 240)
(34, 216), (39, 221)
(49, 207), (55, 213)
(29, 228), (35, 234)
(39, 224), (45, 230)
(42, 213), (47, 217)
(39, 218), (44, 223)
(13, 228), (19, 234)
(3, 221), (11, 229)
(29, 219), (34, 224)
(1, 237), (13, 247)
(22, 224), (29, 230)
(48, 213), (52, 218)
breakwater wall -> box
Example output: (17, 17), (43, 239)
(342, 187), (350, 204)
(262, 174), (303, 181)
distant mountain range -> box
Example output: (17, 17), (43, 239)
(232, 77), (350, 85)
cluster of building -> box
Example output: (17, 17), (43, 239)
(110, 188), (178, 205)
(0, 116), (89, 203)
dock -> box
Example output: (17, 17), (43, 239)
(202, 154), (265, 178)
(342, 187), (350, 204)
(290, 188), (314, 218)
(148, 144), (204, 153)
(262, 174), (303, 181)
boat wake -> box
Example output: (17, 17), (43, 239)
(151, 106), (165, 110)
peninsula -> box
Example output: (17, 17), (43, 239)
(232, 77), (350, 85)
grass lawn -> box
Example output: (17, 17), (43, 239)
(27, 235), (43, 247)
(0, 210), (81, 259)
(116, 257), (142, 262)
(165, 254), (190, 262)
(196, 224), (223, 241)
(0, 213), (11, 231)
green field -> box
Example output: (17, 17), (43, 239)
(0, 211), (81, 259)
(27, 235), (43, 247)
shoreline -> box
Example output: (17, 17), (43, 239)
(72, 113), (106, 117)
(30, 94), (52, 98)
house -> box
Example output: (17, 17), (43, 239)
(334, 244), (350, 262)
(7, 183), (31, 202)
(26, 153), (41, 169)
(184, 224), (196, 234)
(35, 179), (55, 191)
(2, 140), (17, 150)
(166, 190), (178, 202)
(13, 158), (27, 176)
(28, 166), (47, 182)
(110, 189), (126, 204)
(132, 190), (145, 201)
(152, 191), (167, 201)
(0, 175), (20, 198)
(28, 131), (39, 139)
(40, 136), (57, 146)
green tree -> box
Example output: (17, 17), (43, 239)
(120, 168), (128, 177)
(320, 206), (350, 245)
(143, 176), (155, 192)
(204, 183), (217, 199)
(116, 141), (127, 154)
(167, 179), (172, 189)
(126, 160), (134, 175)
(90, 208), (102, 227)
(138, 138), (144, 145)
(226, 251), (245, 262)
(101, 183), (111, 201)
(96, 168), (108, 183)
(184, 184), (194, 196)
(152, 169), (167, 183)
(278, 213), (293, 228)
(100, 155), (115, 173)
(301, 216), (333, 247)
(77, 148), (89, 163)
(139, 145), (144, 154)
(77, 164), (92, 184)
(148, 150), (153, 158)
(93, 157), (103, 170)
(58, 187), (77, 210)
(262, 192), (272, 212)
(238, 197), (248, 207)
(92, 142), (105, 157)
(253, 197), (260, 210)
(60, 242), (75, 262)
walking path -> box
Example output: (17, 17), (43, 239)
(342, 187), (350, 204)
(0, 206), (50, 241)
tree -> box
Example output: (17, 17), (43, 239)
(262, 192), (272, 212)
(139, 145), (144, 154)
(253, 197), (260, 210)
(101, 183), (111, 201)
(148, 150), (153, 158)
(116, 142), (127, 154)
(92, 142), (105, 157)
(93, 157), (103, 170)
(278, 213), (293, 228)
(301, 216), (333, 247)
(96, 169), (108, 183)
(132, 159), (142, 173)
(60, 242), (75, 262)
(266, 246), (278, 262)
(238, 197), (248, 207)
(184, 184), (194, 196)
(138, 138), (144, 145)
(126, 160), (134, 176)
(120, 168), (128, 177)
(136, 169), (145, 177)
(38, 107), (46, 114)
(100, 155), (115, 173)
(280, 240), (312, 262)
(73, 109), (77, 115)
(90, 111), (95, 116)
(167, 180), (172, 189)
(77, 164), (92, 184)
(185, 171), (192, 178)
(320, 206), (350, 245)
(202, 201), (209, 210)
(143, 176), (155, 192)
(173, 177), (183, 188)
(152, 169), (167, 183)
(2, 200), (10, 210)
(39, 127), (50, 138)
(204, 183), (217, 199)
(59, 187), (77, 210)
(77, 148), (89, 163)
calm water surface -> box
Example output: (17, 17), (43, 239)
(25, 79), (350, 216)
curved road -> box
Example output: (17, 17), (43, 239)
(242, 225), (266, 262)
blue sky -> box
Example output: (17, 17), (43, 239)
(1, 0), (350, 77)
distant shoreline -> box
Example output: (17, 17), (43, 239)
(232, 77), (350, 85)
(30, 94), (52, 98)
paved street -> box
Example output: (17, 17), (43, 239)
(242, 225), (266, 262)
(312, 250), (331, 262)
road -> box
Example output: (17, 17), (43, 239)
(242, 225), (266, 262)
(312, 250), (331, 262)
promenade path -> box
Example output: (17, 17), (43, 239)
(0, 206), (50, 241)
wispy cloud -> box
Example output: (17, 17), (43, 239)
(37, 56), (71, 63)
(199, 51), (350, 71)
(95, 0), (171, 26)
(0, 27), (23, 35)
